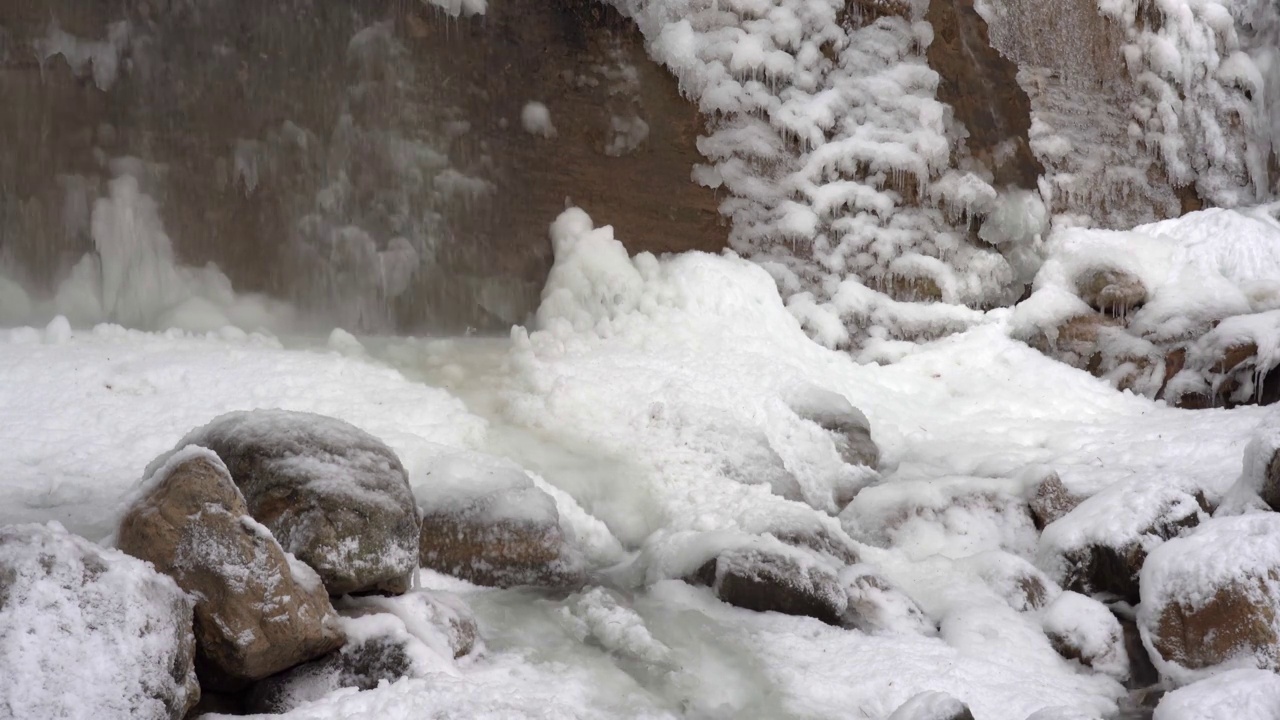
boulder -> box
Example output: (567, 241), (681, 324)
(1221, 425), (1280, 514)
(337, 589), (479, 660)
(117, 447), (345, 689)
(1028, 472), (1084, 530)
(0, 522), (200, 719)
(840, 565), (934, 635)
(246, 614), (442, 714)
(155, 410), (421, 596)
(693, 548), (847, 626)
(417, 451), (584, 588)
(1139, 514), (1280, 684)
(1074, 268), (1147, 316)
(1039, 591), (1129, 679)
(790, 387), (880, 470)
(1038, 478), (1209, 604)
(962, 551), (1058, 612)
(887, 691), (976, 720)
(1024, 313), (1123, 371)
(1152, 669), (1280, 720)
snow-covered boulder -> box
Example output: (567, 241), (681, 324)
(693, 547), (847, 626)
(337, 589), (479, 660)
(789, 386), (881, 470)
(155, 410), (422, 596)
(839, 565), (934, 635)
(1153, 669), (1280, 720)
(1039, 591), (1129, 680)
(886, 691), (975, 720)
(1221, 424), (1280, 514)
(960, 551), (1059, 613)
(1038, 478), (1209, 603)
(0, 522), (200, 719)
(1018, 311), (1122, 372)
(416, 451), (584, 588)
(117, 448), (345, 688)
(1139, 514), (1280, 685)
(246, 613), (451, 713)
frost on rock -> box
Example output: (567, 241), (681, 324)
(0, 522), (200, 720)
(1139, 513), (1280, 686)
(117, 447), (345, 687)
(154, 409), (422, 596)
(1153, 669), (1280, 720)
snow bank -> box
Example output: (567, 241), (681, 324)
(1153, 668), (1280, 720)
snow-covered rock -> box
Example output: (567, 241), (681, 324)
(338, 590), (479, 660)
(154, 410), (422, 596)
(1074, 268), (1148, 318)
(1039, 591), (1129, 680)
(839, 565), (934, 635)
(1139, 514), (1280, 685)
(692, 547), (847, 626)
(1153, 669), (1280, 720)
(1038, 477), (1209, 603)
(0, 522), (200, 719)
(886, 690), (975, 720)
(117, 448), (344, 687)
(417, 450), (585, 588)
(1221, 422), (1280, 514)
(789, 385), (881, 471)
(1027, 472), (1084, 530)
(246, 613), (452, 713)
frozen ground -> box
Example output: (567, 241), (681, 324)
(3, 208), (1277, 719)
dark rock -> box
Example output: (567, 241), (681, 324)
(118, 448), (345, 689)
(693, 548), (847, 625)
(155, 410), (422, 596)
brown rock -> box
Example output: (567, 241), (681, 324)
(1150, 577), (1279, 672)
(1024, 313), (1123, 371)
(1213, 342), (1259, 374)
(1028, 472), (1083, 530)
(118, 450), (345, 689)
(1257, 444), (1280, 513)
(925, 0), (1043, 189)
(156, 410), (423, 596)
(1075, 268), (1147, 316)
(693, 548), (847, 625)
(872, 274), (945, 304)
(419, 498), (584, 588)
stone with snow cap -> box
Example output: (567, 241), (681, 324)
(693, 547), (847, 625)
(1039, 591), (1129, 680)
(0, 522), (200, 719)
(1139, 514), (1280, 685)
(417, 449), (584, 587)
(789, 385), (880, 470)
(887, 691), (975, 720)
(117, 447), (345, 689)
(153, 410), (421, 596)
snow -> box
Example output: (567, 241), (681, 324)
(6, 206), (1280, 717)
(426, 0), (488, 18)
(1153, 669), (1280, 720)
(0, 522), (197, 720)
(887, 691), (970, 720)
(520, 102), (557, 139)
(1038, 591), (1129, 680)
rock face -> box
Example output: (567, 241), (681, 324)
(694, 548), (847, 626)
(117, 448), (345, 688)
(0, 522), (200, 720)
(157, 410), (421, 596)
(1140, 514), (1280, 683)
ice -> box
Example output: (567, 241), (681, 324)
(36, 21), (131, 91)
(426, 0), (488, 18)
(520, 102), (558, 139)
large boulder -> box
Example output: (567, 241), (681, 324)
(1037, 477), (1208, 604)
(693, 547), (847, 626)
(155, 410), (422, 596)
(1139, 514), (1280, 685)
(117, 447), (345, 689)
(417, 451), (584, 588)
(0, 522), (200, 719)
